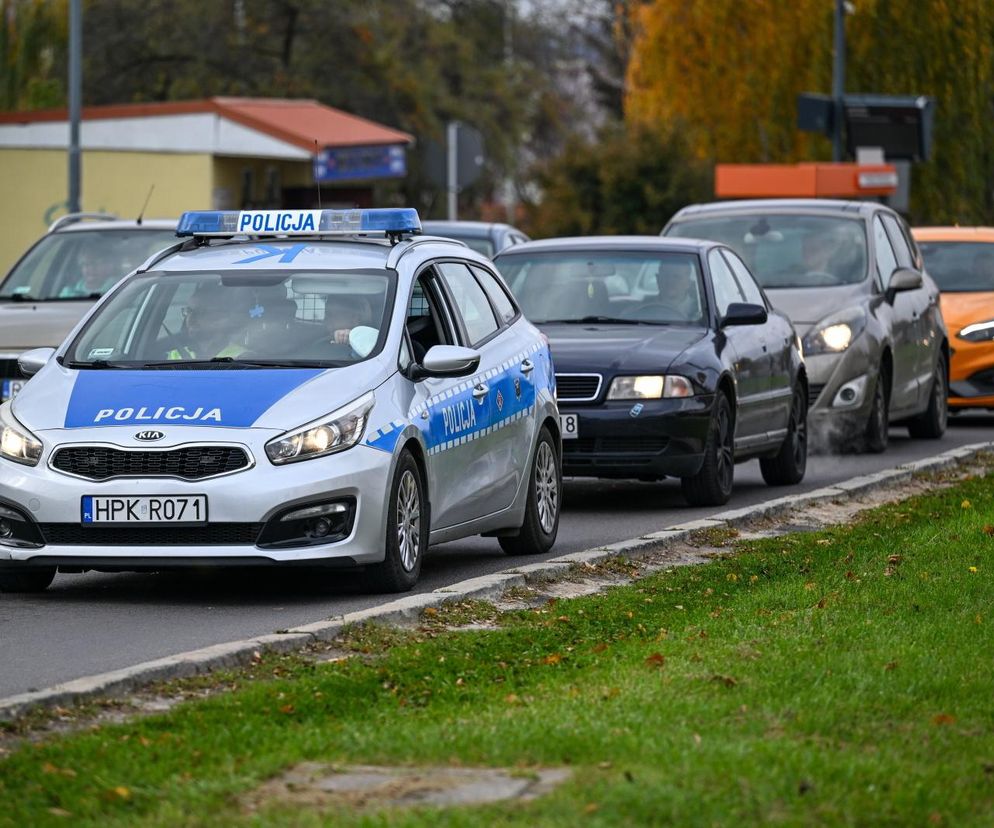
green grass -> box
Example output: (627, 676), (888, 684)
(3, 476), (994, 826)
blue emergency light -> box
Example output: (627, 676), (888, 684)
(176, 208), (422, 238)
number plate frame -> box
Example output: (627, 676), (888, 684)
(2, 379), (24, 400)
(559, 413), (579, 440)
(81, 495), (209, 526)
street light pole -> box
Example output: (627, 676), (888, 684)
(446, 120), (458, 221)
(831, 0), (846, 162)
(68, 0), (82, 213)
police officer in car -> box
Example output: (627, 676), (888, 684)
(167, 284), (250, 360)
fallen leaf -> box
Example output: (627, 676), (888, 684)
(543, 653), (562, 666)
(111, 786), (131, 800)
(423, 607), (438, 617)
(279, 704), (295, 715)
(598, 761), (612, 769)
(804, 582), (816, 591)
(584, 803), (599, 814)
(504, 693), (521, 704)
(984, 525), (994, 536)
(969, 566), (978, 573)
(592, 643), (608, 653)
(711, 674), (738, 688)
(929, 812), (942, 824)
(932, 713), (956, 726)
(888, 554), (903, 565)
(962, 499), (972, 509)
(693, 733), (702, 745)
(816, 539), (832, 546)
(644, 652), (665, 668)
(47, 808), (72, 818)
(884, 661), (899, 671)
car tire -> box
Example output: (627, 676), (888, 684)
(864, 370), (890, 454)
(760, 383), (808, 486)
(681, 392), (734, 507)
(499, 426), (561, 556)
(362, 451), (427, 594)
(0, 567), (55, 593)
(907, 356), (948, 439)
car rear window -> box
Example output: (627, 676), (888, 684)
(666, 214), (868, 288)
(918, 241), (994, 292)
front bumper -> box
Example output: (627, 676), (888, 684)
(803, 340), (878, 446)
(948, 340), (994, 408)
(559, 396), (712, 479)
(0, 432), (393, 569)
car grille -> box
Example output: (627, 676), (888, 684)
(39, 523), (262, 546)
(556, 373), (602, 402)
(808, 383), (827, 404)
(51, 445), (251, 481)
(563, 437), (669, 455)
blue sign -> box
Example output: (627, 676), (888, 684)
(313, 144), (407, 183)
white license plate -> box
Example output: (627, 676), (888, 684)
(2, 379), (24, 400)
(81, 495), (208, 525)
(559, 413), (579, 440)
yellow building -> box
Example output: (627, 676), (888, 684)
(0, 97), (413, 273)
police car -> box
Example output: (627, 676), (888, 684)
(0, 209), (561, 594)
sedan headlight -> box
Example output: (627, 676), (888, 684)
(958, 320), (994, 343)
(607, 375), (694, 400)
(265, 392), (374, 465)
(803, 307), (867, 356)
(0, 404), (42, 466)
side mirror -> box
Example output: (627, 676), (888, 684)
(410, 345), (481, 380)
(721, 302), (768, 328)
(18, 347), (55, 377)
(887, 268), (923, 300)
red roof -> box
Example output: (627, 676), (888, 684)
(0, 97), (413, 152)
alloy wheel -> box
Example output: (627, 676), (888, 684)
(792, 388), (807, 467)
(716, 405), (734, 493)
(535, 441), (559, 534)
(396, 469), (421, 572)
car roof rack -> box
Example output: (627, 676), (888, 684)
(48, 212), (119, 233)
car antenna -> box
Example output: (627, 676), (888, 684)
(136, 184), (155, 226)
(314, 140), (322, 210)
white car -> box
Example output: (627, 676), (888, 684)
(0, 209), (561, 594)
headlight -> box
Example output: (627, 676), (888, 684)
(958, 320), (994, 343)
(803, 307), (867, 356)
(607, 375), (693, 400)
(0, 404), (42, 466)
(265, 392), (374, 465)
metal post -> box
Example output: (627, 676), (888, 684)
(831, 0), (846, 162)
(446, 120), (458, 221)
(68, 0), (82, 213)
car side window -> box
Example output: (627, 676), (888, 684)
(873, 216), (899, 288)
(708, 249), (745, 317)
(881, 214), (914, 270)
(436, 261), (500, 346)
(721, 249), (766, 307)
(405, 271), (456, 363)
(470, 264), (517, 325)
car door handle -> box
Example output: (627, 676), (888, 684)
(520, 359), (534, 375)
(472, 384), (489, 400)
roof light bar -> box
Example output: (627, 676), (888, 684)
(176, 208), (422, 238)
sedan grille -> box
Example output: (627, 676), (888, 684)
(555, 373), (602, 402)
(40, 523), (262, 546)
(51, 445), (250, 481)
(563, 437), (669, 455)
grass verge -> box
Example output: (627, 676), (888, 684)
(2, 475), (994, 826)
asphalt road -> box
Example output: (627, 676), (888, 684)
(2, 415), (993, 699)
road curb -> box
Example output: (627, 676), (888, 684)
(2, 440), (991, 722)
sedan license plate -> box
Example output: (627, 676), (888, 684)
(2, 379), (24, 400)
(560, 413), (579, 440)
(81, 495), (208, 525)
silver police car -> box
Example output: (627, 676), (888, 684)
(0, 209), (561, 594)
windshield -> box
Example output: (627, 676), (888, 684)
(65, 269), (394, 369)
(0, 228), (177, 301)
(666, 214), (868, 288)
(918, 241), (994, 292)
(496, 251), (706, 325)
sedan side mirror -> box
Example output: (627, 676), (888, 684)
(410, 345), (481, 381)
(18, 347), (56, 377)
(721, 302), (768, 328)
(887, 268), (923, 300)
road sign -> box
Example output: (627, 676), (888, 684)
(313, 144), (407, 183)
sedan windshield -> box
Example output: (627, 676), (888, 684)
(666, 214), (868, 288)
(496, 251), (706, 325)
(918, 241), (994, 292)
(66, 269), (393, 368)
(0, 228), (177, 300)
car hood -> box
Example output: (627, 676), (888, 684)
(540, 323), (707, 374)
(0, 300), (95, 351)
(12, 360), (387, 434)
(765, 283), (868, 335)
(939, 292), (994, 333)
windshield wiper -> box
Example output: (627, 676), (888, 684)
(139, 357), (337, 369)
(64, 359), (130, 369)
(541, 315), (663, 325)
(6, 293), (39, 302)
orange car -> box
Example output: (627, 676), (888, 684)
(913, 227), (994, 410)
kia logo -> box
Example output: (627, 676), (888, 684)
(135, 430), (165, 442)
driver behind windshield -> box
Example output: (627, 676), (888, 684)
(58, 247), (118, 298)
(167, 284), (250, 360)
(652, 259), (700, 321)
